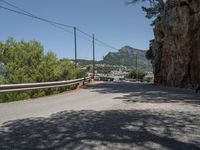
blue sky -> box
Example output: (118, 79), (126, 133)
(0, 0), (154, 60)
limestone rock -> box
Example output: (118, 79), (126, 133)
(151, 0), (200, 87)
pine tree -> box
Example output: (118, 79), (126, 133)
(127, 0), (166, 25)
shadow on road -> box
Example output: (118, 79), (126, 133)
(0, 110), (200, 149)
(1, 82), (200, 149)
(87, 82), (200, 105)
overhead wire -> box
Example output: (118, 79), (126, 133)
(0, 2), (73, 29)
(76, 28), (119, 50)
(0, 1), (74, 35)
(0, 0), (120, 51)
(0, 3), (95, 45)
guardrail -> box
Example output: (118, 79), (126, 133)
(0, 77), (91, 93)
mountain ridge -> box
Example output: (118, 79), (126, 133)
(103, 45), (150, 69)
(76, 45), (152, 71)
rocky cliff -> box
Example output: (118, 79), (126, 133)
(151, 0), (200, 87)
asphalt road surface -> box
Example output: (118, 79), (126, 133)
(0, 82), (200, 150)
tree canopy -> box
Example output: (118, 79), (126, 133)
(0, 38), (85, 102)
(127, 0), (166, 25)
(127, 69), (147, 80)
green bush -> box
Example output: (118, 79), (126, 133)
(145, 76), (154, 82)
(128, 69), (147, 80)
(0, 38), (85, 102)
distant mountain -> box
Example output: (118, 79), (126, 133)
(103, 46), (151, 69)
(74, 46), (152, 71)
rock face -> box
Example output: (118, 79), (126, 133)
(151, 0), (200, 87)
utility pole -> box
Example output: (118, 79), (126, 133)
(92, 34), (95, 79)
(74, 27), (77, 67)
(135, 53), (138, 81)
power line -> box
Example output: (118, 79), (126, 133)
(76, 28), (93, 39)
(0, 0), (74, 34)
(76, 28), (119, 51)
(0, 3), (93, 44)
(0, 2), (144, 55)
(0, 0), (120, 51)
(0, 2), (74, 29)
(0, 0), (93, 42)
(95, 38), (118, 50)
(1, 0), (36, 17)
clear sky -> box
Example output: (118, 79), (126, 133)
(0, 0), (154, 60)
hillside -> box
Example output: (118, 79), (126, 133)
(103, 46), (151, 70)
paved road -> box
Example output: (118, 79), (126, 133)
(0, 82), (200, 150)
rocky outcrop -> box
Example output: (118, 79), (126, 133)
(151, 0), (200, 87)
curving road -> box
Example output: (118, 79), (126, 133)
(0, 82), (200, 149)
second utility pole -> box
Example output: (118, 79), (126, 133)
(74, 27), (77, 67)
(136, 53), (138, 81)
(93, 34), (95, 79)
